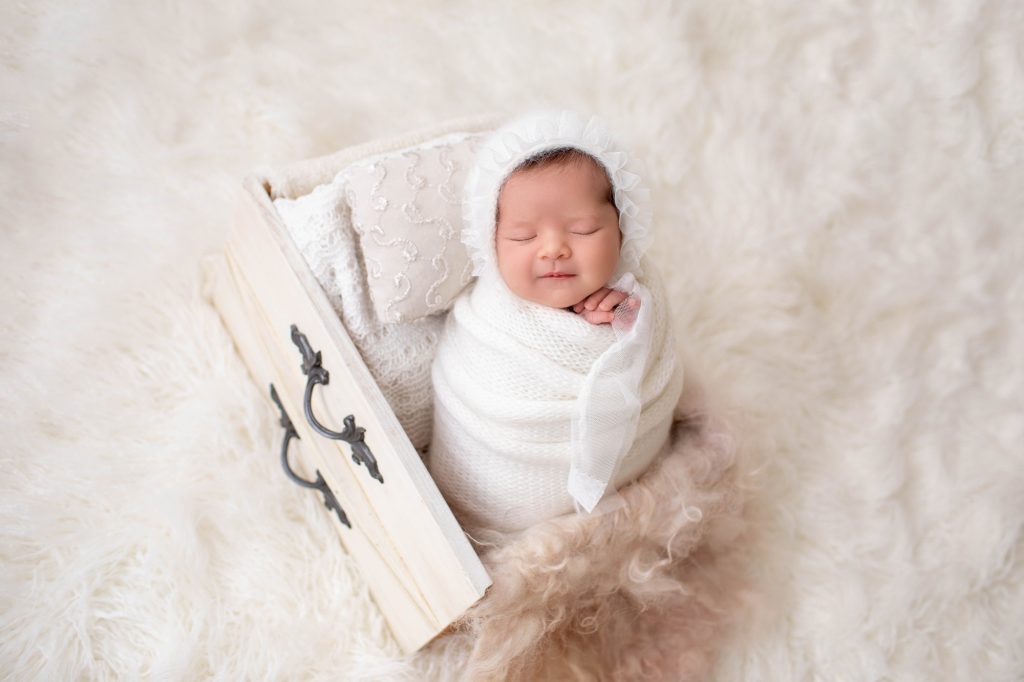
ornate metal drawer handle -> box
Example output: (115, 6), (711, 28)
(270, 384), (351, 529)
(289, 324), (384, 484)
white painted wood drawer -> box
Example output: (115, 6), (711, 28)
(207, 122), (497, 651)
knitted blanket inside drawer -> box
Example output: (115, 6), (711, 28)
(428, 263), (683, 533)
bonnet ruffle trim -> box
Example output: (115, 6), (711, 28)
(461, 110), (653, 281)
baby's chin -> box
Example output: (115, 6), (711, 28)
(519, 286), (587, 310)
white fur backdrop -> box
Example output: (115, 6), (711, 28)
(2, 1), (1022, 679)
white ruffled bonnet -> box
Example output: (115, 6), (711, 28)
(461, 110), (652, 282)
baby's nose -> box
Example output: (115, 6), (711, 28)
(539, 233), (570, 260)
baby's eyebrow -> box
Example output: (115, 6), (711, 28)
(561, 215), (607, 227)
(499, 220), (536, 229)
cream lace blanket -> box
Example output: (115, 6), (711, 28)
(274, 182), (442, 451)
(428, 267), (683, 532)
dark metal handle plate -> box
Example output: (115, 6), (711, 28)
(289, 324), (384, 484)
(270, 384), (351, 528)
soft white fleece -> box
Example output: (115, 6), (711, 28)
(1, 1), (1022, 680)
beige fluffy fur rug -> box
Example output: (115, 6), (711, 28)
(2, 1), (1023, 680)
(418, 389), (747, 682)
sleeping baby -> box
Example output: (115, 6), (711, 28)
(428, 110), (684, 533)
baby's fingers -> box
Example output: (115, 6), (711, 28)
(598, 290), (628, 311)
(581, 309), (615, 325)
(582, 288), (611, 311)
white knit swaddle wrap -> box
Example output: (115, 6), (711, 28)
(428, 111), (684, 532)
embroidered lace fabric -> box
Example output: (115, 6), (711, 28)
(339, 133), (486, 324)
(274, 179), (441, 451)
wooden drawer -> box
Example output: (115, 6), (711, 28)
(207, 172), (491, 653)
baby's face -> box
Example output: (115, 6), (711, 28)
(494, 159), (620, 309)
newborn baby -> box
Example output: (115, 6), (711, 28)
(429, 111), (683, 533)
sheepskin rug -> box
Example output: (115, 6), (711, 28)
(2, 1), (1022, 679)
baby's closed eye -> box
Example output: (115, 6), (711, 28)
(502, 231), (536, 242)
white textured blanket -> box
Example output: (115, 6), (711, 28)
(429, 268), (682, 532)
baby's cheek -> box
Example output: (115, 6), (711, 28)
(591, 235), (621, 280)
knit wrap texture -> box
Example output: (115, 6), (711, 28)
(428, 265), (682, 531)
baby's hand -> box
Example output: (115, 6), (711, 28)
(572, 288), (637, 325)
